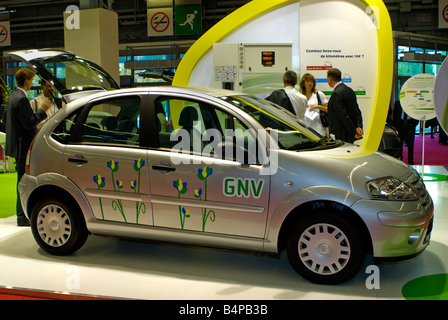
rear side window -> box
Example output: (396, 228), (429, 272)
(51, 112), (78, 144)
(80, 96), (141, 146)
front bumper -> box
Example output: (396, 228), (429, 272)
(351, 196), (434, 259)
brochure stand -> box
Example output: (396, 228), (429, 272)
(421, 120), (426, 179)
(419, 120), (446, 182)
(399, 74), (439, 181)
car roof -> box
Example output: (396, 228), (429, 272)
(80, 86), (243, 99)
(64, 86), (247, 110)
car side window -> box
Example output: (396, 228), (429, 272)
(80, 96), (141, 146)
(155, 97), (259, 163)
(214, 109), (259, 164)
(51, 112), (78, 144)
(155, 98), (202, 150)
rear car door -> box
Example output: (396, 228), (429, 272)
(61, 93), (152, 225)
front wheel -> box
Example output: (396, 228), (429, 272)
(30, 197), (88, 255)
(287, 212), (365, 285)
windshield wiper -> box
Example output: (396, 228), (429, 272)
(318, 135), (333, 144)
(285, 140), (320, 150)
(286, 136), (341, 150)
(318, 135), (344, 146)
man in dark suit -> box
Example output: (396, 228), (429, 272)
(327, 68), (363, 143)
(391, 99), (419, 164)
(5, 67), (50, 226)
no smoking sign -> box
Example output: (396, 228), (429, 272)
(444, 5), (448, 24)
(147, 8), (173, 37)
(151, 12), (170, 32)
(440, 1), (448, 28)
(0, 21), (11, 46)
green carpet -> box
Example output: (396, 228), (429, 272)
(0, 172), (17, 219)
(402, 274), (448, 300)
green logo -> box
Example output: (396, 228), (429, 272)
(223, 177), (264, 199)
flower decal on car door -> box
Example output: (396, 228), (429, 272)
(173, 179), (189, 229)
(172, 166), (216, 231)
(93, 158), (147, 224)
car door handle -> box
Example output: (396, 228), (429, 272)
(68, 154), (88, 166)
(152, 164), (176, 173)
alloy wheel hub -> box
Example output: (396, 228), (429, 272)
(37, 204), (72, 247)
(298, 223), (351, 275)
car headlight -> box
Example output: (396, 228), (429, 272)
(366, 177), (419, 201)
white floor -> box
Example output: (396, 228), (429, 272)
(0, 166), (447, 300)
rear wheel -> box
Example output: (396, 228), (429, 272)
(287, 212), (365, 284)
(30, 197), (88, 255)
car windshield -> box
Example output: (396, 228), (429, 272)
(219, 95), (335, 150)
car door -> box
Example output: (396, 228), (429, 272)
(61, 93), (152, 225)
(147, 94), (270, 238)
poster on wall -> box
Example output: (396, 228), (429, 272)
(299, 0), (380, 140)
(400, 74), (436, 121)
(434, 57), (448, 134)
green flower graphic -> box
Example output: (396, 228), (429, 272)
(182, 207), (190, 218)
(197, 167), (215, 231)
(107, 160), (119, 171)
(197, 166), (213, 180)
(132, 158), (146, 224)
(194, 188), (203, 199)
(107, 160), (119, 192)
(170, 167), (216, 231)
(173, 179), (189, 229)
(94, 159), (148, 224)
(134, 158), (145, 171)
(93, 174), (106, 189)
(173, 179), (188, 195)
(93, 174), (106, 219)
(106, 160), (126, 222)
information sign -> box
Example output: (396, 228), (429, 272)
(175, 5), (202, 35)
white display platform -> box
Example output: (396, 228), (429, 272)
(1, 166), (447, 300)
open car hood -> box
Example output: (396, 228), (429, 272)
(9, 49), (119, 102)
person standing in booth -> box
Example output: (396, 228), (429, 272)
(4, 68), (50, 226)
(299, 72), (329, 137)
(326, 68), (363, 143)
(30, 80), (65, 130)
(266, 70), (308, 120)
(392, 99), (419, 165)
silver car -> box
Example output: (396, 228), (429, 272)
(14, 50), (433, 285)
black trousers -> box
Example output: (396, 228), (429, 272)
(398, 120), (417, 163)
(16, 155), (26, 221)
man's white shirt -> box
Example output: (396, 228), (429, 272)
(284, 86), (307, 120)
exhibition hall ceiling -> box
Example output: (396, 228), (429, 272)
(0, 0), (251, 49)
(0, 0), (446, 51)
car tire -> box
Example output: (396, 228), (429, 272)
(287, 211), (365, 285)
(30, 197), (88, 255)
